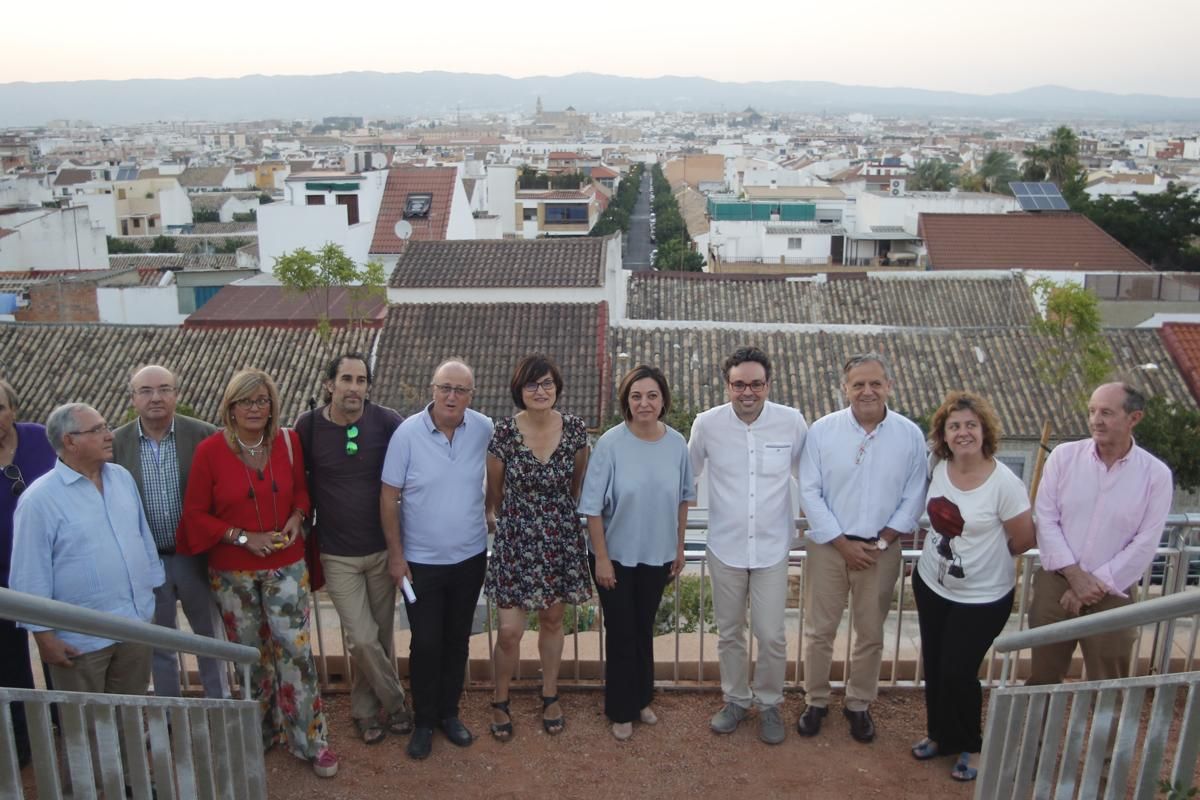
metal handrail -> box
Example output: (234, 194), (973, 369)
(992, 590), (1200, 654)
(0, 585), (259, 702)
(0, 587), (256, 666)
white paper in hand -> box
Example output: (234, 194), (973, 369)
(401, 575), (417, 603)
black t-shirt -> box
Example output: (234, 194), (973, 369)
(295, 401), (403, 557)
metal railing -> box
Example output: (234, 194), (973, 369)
(297, 513), (1200, 694)
(0, 587), (263, 800)
(975, 591), (1200, 800)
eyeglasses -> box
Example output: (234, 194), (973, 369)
(233, 397), (272, 410)
(523, 378), (556, 394)
(729, 380), (768, 394)
(3, 463), (25, 497)
(432, 384), (474, 397)
(133, 386), (176, 398)
(345, 425), (359, 456)
(68, 422), (113, 436)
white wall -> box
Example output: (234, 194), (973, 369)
(97, 286), (188, 324)
(762, 232), (832, 261)
(0, 206), (108, 271)
(854, 191), (1018, 236)
(259, 203), (370, 270)
(486, 164), (518, 235)
(72, 193), (118, 237)
(445, 166), (476, 240)
(159, 183), (194, 227)
(0, 175), (53, 207)
(217, 196), (259, 223)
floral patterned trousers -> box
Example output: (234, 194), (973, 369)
(210, 559), (328, 760)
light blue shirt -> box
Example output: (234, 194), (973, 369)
(381, 405), (493, 565)
(11, 459), (165, 654)
(798, 407), (928, 544)
(578, 423), (697, 567)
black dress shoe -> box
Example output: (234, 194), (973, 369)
(795, 705), (828, 737)
(440, 716), (474, 747)
(843, 708), (875, 743)
(407, 726), (434, 760)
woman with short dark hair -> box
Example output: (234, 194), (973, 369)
(578, 364), (694, 740)
(484, 354), (590, 739)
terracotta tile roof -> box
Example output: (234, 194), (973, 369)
(0, 322), (375, 427)
(0, 269), (106, 293)
(388, 238), (608, 289)
(372, 302), (607, 427)
(136, 268), (167, 286)
(590, 166), (618, 179)
(177, 167), (232, 188)
(108, 254), (238, 270)
(919, 213), (1149, 271)
(548, 152), (582, 160)
(625, 273), (1037, 327)
(607, 326), (1192, 439)
(370, 167), (458, 255)
(54, 169), (94, 186)
(1159, 323), (1200, 405)
(183, 285), (388, 329)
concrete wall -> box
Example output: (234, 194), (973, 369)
(97, 286), (188, 325)
(0, 206), (108, 270)
(486, 164), (518, 235)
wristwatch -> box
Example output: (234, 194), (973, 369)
(235, 530), (249, 547)
(875, 537), (889, 551)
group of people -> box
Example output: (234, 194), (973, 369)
(0, 343), (1172, 784)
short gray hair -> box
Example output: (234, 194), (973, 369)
(842, 352), (894, 382)
(45, 403), (93, 454)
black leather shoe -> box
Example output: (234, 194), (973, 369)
(440, 716), (474, 747)
(407, 726), (433, 760)
(795, 705), (827, 737)
(843, 708), (875, 743)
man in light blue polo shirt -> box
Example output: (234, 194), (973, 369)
(381, 360), (493, 761)
(11, 403), (165, 697)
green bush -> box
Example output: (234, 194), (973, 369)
(655, 574), (715, 635)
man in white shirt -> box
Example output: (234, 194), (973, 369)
(797, 353), (927, 743)
(689, 347), (807, 745)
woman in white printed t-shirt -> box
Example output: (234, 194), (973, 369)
(911, 391), (1036, 783)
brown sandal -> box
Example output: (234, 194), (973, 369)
(354, 717), (386, 745)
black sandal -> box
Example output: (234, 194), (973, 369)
(490, 700), (513, 742)
(541, 694), (565, 735)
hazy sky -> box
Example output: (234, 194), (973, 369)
(5, 0), (1197, 98)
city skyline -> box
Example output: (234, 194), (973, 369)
(5, 0), (1198, 99)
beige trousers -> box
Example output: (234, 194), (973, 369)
(802, 539), (902, 711)
(1026, 568), (1137, 684)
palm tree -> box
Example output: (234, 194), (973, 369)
(977, 150), (1020, 194)
(911, 159), (956, 191)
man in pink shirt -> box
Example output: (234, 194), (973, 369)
(1028, 382), (1172, 683)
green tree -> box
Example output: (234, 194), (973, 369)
(1133, 395), (1200, 492)
(654, 238), (704, 272)
(258, 193), (274, 205)
(977, 150), (1020, 195)
(1082, 183), (1200, 270)
(149, 235), (177, 253)
(1029, 278), (1113, 406)
(1022, 126), (1088, 207)
(272, 243), (387, 338)
(193, 209), (220, 223)
(106, 235), (142, 254)
(910, 159), (956, 191)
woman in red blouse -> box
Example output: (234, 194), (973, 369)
(181, 368), (337, 778)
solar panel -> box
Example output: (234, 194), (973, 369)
(1009, 181), (1068, 212)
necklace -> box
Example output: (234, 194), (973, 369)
(236, 433), (265, 456)
(242, 459), (280, 534)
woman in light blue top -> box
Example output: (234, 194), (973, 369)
(579, 364), (695, 741)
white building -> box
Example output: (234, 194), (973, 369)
(0, 206), (108, 271)
(258, 170), (388, 269)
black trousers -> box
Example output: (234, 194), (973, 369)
(589, 555), (671, 724)
(913, 569), (1014, 754)
(0, 616), (34, 764)
(403, 552), (487, 728)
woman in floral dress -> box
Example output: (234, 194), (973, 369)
(484, 354), (590, 740)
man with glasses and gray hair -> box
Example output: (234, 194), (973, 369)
(295, 352), (411, 745)
(689, 346), (807, 745)
(11, 402), (164, 697)
(381, 360), (493, 760)
(113, 365), (227, 699)
(797, 353), (927, 743)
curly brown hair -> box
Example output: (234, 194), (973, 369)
(928, 391), (1002, 460)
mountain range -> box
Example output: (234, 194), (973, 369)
(2, 71), (1198, 126)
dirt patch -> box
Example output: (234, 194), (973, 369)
(267, 689), (975, 800)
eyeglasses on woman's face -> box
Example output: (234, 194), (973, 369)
(523, 378), (556, 394)
(233, 397), (272, 410)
